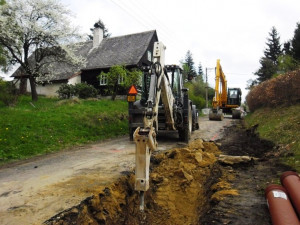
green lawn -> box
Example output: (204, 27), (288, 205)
(245, 104), (300, 172)
(0, 96), (129, 163)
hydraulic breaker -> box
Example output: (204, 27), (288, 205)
(133, 127), (157, 211)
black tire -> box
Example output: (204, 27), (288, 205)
(178, 128), (184, 141)
(192, 123), (196, 131)
(129, 128), (135, 141)
(192, 105), (199, 131)
(182, 105), (192, 143)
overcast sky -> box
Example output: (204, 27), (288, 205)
(2, 0), (300, 101)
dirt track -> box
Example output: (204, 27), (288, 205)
(0, 116), (231, 225)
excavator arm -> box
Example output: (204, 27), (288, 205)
(212, 59), (227, 109)
(133, 42), (176, 211)
(210, 59), (227, 120)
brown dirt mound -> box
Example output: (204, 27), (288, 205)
(45, 140), (236, 225)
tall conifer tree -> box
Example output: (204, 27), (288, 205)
(184, 50), (196, 80)
(263, 26), (282, 64)
(291, 23), (300, 61)
(197, 62), (204, 82)
(255, 27), (281, 82)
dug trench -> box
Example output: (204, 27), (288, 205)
(45, 121), (294, 225)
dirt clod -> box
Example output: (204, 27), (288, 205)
(218, 154), (258, 165)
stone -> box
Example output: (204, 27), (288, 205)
(218, 154), (258, 165)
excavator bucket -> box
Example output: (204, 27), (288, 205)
(209, 109), (224, 121)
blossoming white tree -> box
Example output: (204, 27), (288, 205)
(0, 0), (85, 101)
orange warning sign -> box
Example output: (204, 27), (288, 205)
(128, 85), (138, 95)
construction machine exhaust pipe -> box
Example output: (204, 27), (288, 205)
(265, 184), (300, 225)
(280, 171), (300, 217)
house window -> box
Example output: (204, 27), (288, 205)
(118, 74), (125, 84)
(99, 74), (107, 85)
(147, 50), (152, 62)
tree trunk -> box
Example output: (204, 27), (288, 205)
(111, 83), (118, 101)
(29, 76), (38, 101)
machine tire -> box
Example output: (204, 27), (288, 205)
(129, 128), (135, 141)
(181, 105), (192, 143)
(192, 105), (199, 131)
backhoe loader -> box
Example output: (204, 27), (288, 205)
(127, 42), (199, 210)
(209, 59), (242, 121)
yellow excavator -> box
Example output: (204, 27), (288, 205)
(209, 59), (242, 121)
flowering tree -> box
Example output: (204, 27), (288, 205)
(0, 0), (7, 70)
(0, 0), (85, 101)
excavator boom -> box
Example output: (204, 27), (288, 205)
(133, 42), (177, 211)
(212, 59), (227, 109)
(209, 59), (242, 120)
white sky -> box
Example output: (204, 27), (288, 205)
(2, 0), (300, 101)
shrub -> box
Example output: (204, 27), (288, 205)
(56, 84), (76, 99)
(57, 83), (98, 99)
(187, 84), (206, 109)
(184, 78), (211, 109)
(246, 69), (300, 111)
(74, 83), (98, 99)
(0, 78), (18, 106)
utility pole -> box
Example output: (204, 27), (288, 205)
(205, 67), (215, 108)
(205, 68), (208, 108)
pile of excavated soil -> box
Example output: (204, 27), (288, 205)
(45, 139), (238, 225)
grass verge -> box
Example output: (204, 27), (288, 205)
(245, 104), (300, 172)
(0, 96), (128, 164)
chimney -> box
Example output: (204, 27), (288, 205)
(93, 27), (103, 48)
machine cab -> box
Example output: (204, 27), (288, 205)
(166, 65), (183, 101)
(227, 88), (242, 106)
(140, 65), (183, 105)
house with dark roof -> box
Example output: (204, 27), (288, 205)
(11, 28), (158, 96)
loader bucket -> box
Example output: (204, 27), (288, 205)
(209, 109), (224, 121)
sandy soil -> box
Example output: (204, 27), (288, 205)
(0, 116), (232, 225)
